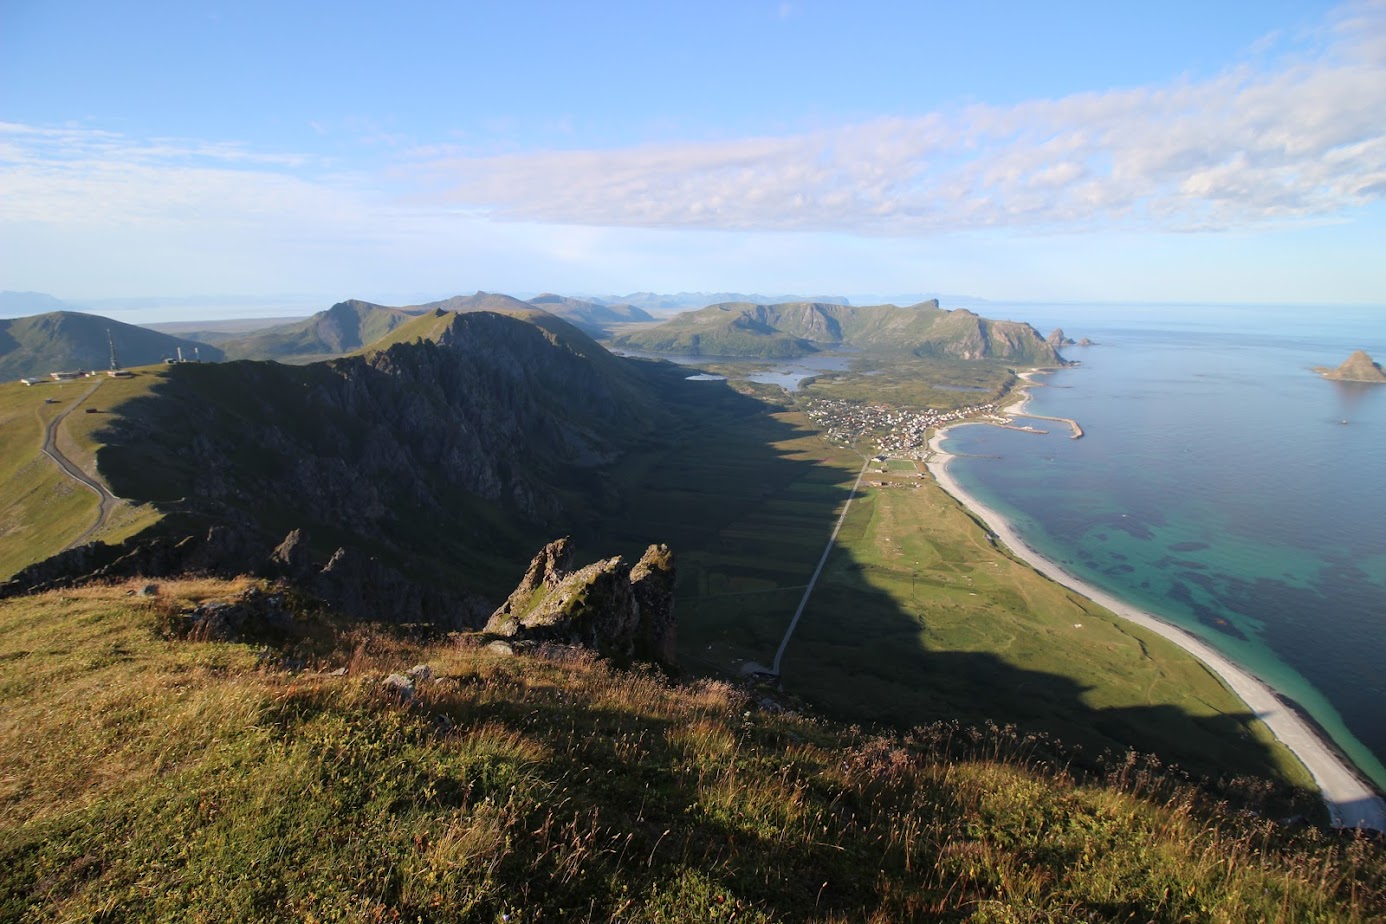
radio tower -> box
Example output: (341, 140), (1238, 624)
(107, 329), (121, 372)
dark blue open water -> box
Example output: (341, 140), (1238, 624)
(940, 305), (1386, 789)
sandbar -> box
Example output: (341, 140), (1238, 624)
(926, 413), (1386, 832)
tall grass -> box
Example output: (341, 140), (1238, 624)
(1, 579), (1382, 922)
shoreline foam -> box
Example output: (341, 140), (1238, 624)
(926, 406), (1386, 831)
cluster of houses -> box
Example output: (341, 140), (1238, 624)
(804, 398), (999, 458)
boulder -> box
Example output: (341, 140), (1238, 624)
(176, 586), (298, 642)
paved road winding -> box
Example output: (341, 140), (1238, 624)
(40, 381), (118, 549)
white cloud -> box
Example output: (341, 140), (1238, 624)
(2, 4), (1384, 302)
(421, 2), (1386, 235)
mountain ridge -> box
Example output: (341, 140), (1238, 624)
(613, 299), (1064, 364)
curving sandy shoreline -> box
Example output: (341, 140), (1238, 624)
(926, 417), (1386, 832)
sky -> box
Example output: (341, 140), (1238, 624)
(3, 0), (1386, 314)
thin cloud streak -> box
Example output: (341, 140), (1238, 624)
(428, 3), (1386, 234)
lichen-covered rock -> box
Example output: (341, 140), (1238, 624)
(484, 539), (677, 666)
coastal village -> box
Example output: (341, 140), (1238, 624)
(802, 397), (1001, 457)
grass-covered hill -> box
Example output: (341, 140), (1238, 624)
(218, 299), (421, 361)
(612, 300), (1063, 364)
(0, 311), (225, 379)
(2, 578), (1382, 922)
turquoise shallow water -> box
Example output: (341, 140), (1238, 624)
(940, 305), (1386, 789)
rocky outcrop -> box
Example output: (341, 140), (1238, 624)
(268, 528), (315, 579)
(1047, 328), (1076, 348)
(0, 524), (263, 597)
(172, 586), (298, 642)
(1315, 350), (1386, 383)
(485, 539), (677, 666)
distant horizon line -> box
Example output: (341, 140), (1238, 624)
(5, 288), (1384, 315)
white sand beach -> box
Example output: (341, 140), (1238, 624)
(926, 418), (1386, 832)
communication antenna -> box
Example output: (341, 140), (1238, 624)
(107, 329), (121, 371)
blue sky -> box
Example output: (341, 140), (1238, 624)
(3, 0), (1385, 311)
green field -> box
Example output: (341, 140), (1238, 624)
(0, 374), (161, 578)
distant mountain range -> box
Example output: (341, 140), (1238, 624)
(612, 299), (1063, 364)
(587, 292), (851, 313)
(216, 292), (656, 361)
(1, 289), (1061, 378)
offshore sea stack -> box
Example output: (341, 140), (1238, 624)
(1315, 349), (1386, 383)
(485, 538), (677, 666)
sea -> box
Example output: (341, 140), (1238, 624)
(937, 304), (1386, 790)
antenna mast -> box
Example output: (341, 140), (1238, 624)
(107, 329), (120, 371)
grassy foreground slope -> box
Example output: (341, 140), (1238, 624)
(2, 580), (1383, 922)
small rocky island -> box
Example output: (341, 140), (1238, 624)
(1314, 350), (1386, 383)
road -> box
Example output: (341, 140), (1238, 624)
(768, 455), (872, 675)
(40, 380), (118, 549)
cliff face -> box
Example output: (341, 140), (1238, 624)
(105, 311), (658, 524)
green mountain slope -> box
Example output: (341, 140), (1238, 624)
(613, 299), (1063, 364)
(218, 299), (420, 361)
(0, 311), (224, 380)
